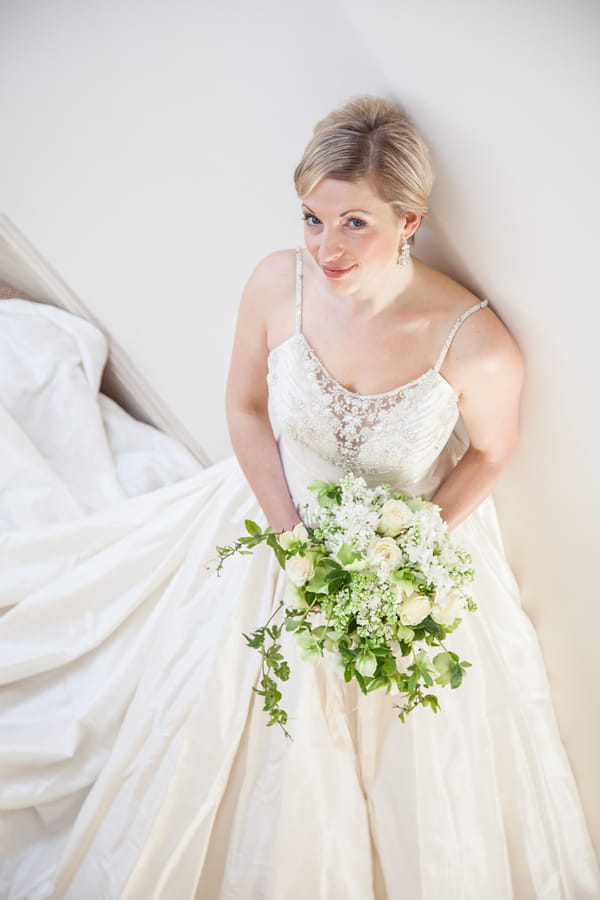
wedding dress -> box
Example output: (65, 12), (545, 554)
(1, 248), (599, 900)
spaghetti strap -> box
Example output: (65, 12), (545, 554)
(434, 299), (489, 372)
(295, 246), (303, 335)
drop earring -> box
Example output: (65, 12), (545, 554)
(397, 240), (410, 268)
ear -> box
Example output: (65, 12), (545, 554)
(402, 211), (422, 240)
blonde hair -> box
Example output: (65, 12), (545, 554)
(293, 95), (433, 220)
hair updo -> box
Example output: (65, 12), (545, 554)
(293, 95), (433, 221)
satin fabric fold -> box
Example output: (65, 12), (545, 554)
(2, 460), (599, 898)
(1, 293), (599, 898)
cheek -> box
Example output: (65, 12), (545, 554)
(360, 232), (398, 262)
(303, 227), (321, 252)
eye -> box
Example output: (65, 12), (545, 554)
(302, 213), (321, 226)
(347, 217), (366, 229)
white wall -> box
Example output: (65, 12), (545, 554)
(2, 0), (599, 855)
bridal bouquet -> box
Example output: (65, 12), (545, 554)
(216, 474), (476, 738)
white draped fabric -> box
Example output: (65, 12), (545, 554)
(1, 276), (599, 899)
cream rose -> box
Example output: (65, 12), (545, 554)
(285, 553), (315, 587)
(366, 537), (403, 570)
(291, 523), (309, 542)
(377, 498), (413, 537)
(430, 591), (465, 627)
(399, 593), (432, 626)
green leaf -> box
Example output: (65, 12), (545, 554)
(243, 630), (264, 649)
(407, 668), (419, 693)
(263, 687), (282, 711)
(382, 656), (399, 676)
(307, 479), (331, 493)
(407, 651), (435, 690)
(422, 617), (445, 639)
(432, 651), (466, 688)
(275, 661), (291, 681)
(395, 622), (415, 642)
(308, 480), (342, 508)
(354, 670), (368, 695)
(367, 676), (389, 693)
(325, 629), (345, 642)
(336, 543), (359, 566)
(305, 570), (329, 594)
(370, 645), (389, 658)
(284, 616), (301, 632)
(423, 693), (441, 713)
(266, 533), (286, 568)
(245, 519), (262, 537)
(325, 573), (351, 594)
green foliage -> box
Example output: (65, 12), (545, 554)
(336, 543), (360, 566)
(245, 519), (261, 537)
(215, 520), (284, 575)
(433, 651), (472, 689)
(308, 480), (342, 508)
(243, 602), (293, 739)
(216, 474), (477, 737)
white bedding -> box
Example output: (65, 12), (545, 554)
(0, 299), (203, 533)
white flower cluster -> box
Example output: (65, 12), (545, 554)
(308, 474), (474, 629)
(312, 476), (382, 551)
(245, 474), (478, 728)
(313, 475), (382, 556)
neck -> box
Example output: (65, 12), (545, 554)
(346, 258), (416, 317)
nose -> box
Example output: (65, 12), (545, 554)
(317, 227), (345, 264)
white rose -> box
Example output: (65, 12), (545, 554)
(430, 590), (465, 627)
(377, 498), (413, 537)
(291, 523), (309, 542)
(366, 537), (403, 571)
(399, 593), (432, 626)
(285, 553), (315, 587)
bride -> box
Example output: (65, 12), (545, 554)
(1, 95), (599, 900)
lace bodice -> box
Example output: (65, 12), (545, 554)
(267, 247), (488, 512)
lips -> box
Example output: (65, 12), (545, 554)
(321, 264), (356, 279)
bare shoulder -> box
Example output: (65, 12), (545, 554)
(238, 248), (297, 348)
(450, 297), (523, 380)
(240, 248), (296, 310)
(420, 263), (524, 392)
(246, 246), (296, 281)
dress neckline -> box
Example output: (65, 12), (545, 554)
(268, 332), (459, 401)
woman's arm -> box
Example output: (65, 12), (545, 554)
(431, 308), (525, 530)
(225, 253), (302, 533)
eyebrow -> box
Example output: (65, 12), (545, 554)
(302, 204), (371, 217)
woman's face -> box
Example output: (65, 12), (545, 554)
(301, 177), (417, 294)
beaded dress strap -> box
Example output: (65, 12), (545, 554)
(434, 299), (489, 372)
(295, 246), (303, 334)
